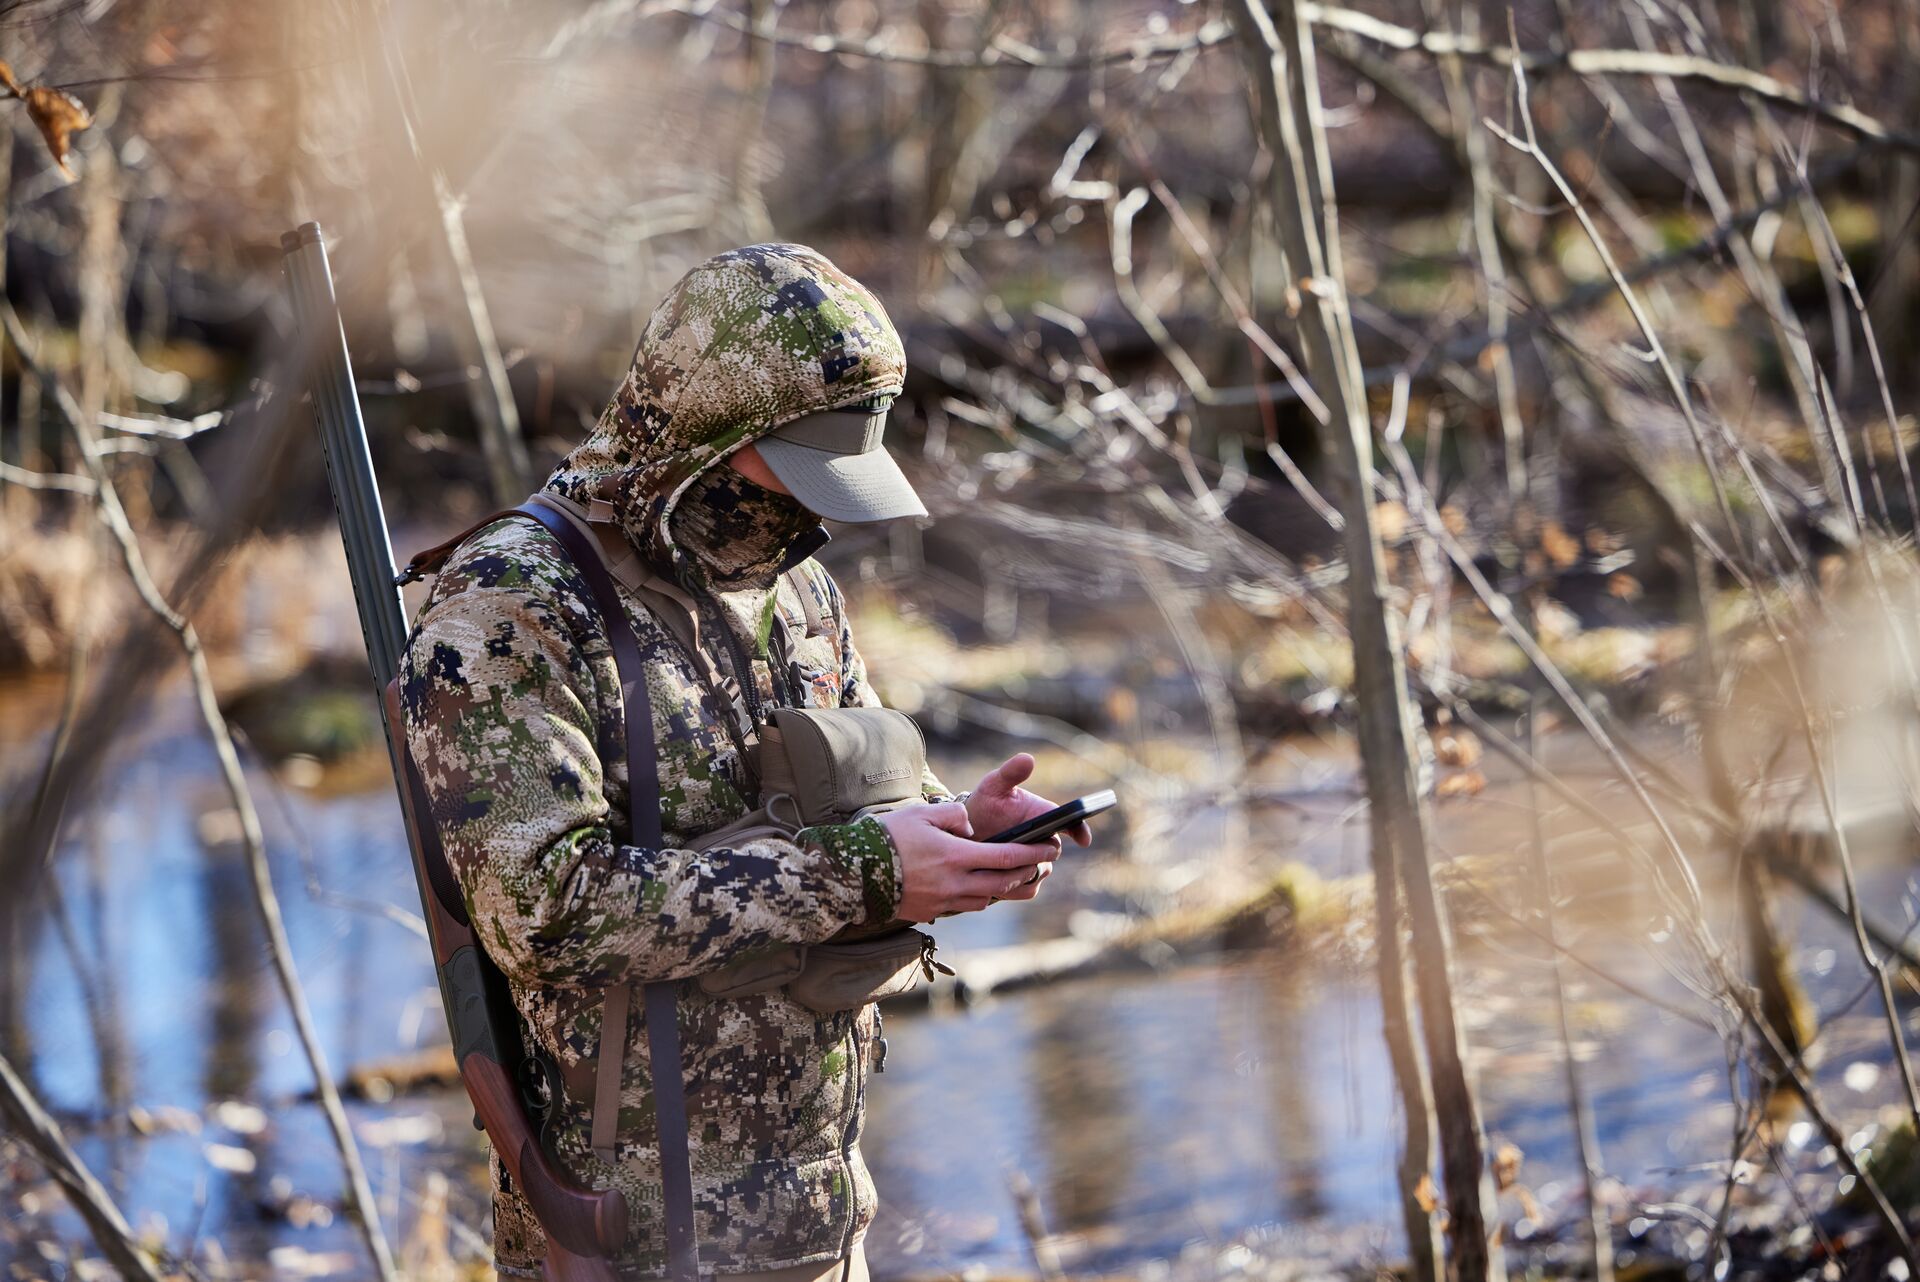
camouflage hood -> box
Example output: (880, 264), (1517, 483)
(545, 243), (907, 577)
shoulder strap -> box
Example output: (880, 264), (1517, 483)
(516, 501), (664, 844)
(535, 493), (758, 751)
(508, 501), (701, 1282)
(782, 566), (823, 638)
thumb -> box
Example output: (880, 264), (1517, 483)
(985, 753), (1036, 794)
(920, 801), (974, 838)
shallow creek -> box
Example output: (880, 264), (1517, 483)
(5, 674), (1918, 1279)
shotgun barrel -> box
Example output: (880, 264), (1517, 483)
(279, 223), (408, 688)
(281, 222), (628, 1282)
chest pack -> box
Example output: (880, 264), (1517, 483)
(402, 490), (944, 1281)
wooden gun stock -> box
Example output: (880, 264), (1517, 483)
(381, 682), (629, 1274)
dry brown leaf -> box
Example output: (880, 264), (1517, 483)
(23, 85), (91, 181)
(1373, 498), (1408, 542)
(1435, 769), (1486, 799)
(1607, 572), (1643, 601)
(1540, 520), (1581, 569)
(1431, 727), (1483, 769)
(0, 60), (21, 99)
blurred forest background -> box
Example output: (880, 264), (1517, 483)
(3, 0), (1920, 1279)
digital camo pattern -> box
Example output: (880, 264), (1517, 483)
(400, 244), (947, 1276)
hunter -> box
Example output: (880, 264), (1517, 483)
(398, 243), (1086, 1280)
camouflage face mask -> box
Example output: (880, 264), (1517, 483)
(669, 466), (817, 588)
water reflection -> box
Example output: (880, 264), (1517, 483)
(1023, 984), (1136, 1229)
(200, 839), (267, 1104)
(860, 960), (1409, 1275)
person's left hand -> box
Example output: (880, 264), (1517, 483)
(963, 754), (1093, 853)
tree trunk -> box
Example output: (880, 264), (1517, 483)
(1368, 809), (1444, 1282)
(1229, 3), (1503, 1278)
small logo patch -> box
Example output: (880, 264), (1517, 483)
(862, 766), (912, 785)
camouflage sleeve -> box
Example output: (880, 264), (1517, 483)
(400, 557), (902, 991)
(822, 570), (957, 803)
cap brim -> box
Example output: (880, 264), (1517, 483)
(755, 436), (928, 523)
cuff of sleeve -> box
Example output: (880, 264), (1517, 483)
(800, 815), (903, 927)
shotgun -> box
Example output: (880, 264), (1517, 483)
(280, 221), (628, 1282)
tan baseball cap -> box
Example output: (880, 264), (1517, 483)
(754, 405), (927, 523)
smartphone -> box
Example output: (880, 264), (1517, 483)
(985, 790), (1118, 845)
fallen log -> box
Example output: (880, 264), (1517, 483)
(892, 861), (1348, 1011)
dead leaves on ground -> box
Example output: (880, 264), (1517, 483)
(0, 58), (94, 182)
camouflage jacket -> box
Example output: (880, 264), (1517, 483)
(399, 245), (947, 1276)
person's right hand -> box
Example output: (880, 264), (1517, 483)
(878, 802), (1053, 923)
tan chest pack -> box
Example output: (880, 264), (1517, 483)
(691, 704), (944, 1008)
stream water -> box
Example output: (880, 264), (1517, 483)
(5, 673), (1919, 1279)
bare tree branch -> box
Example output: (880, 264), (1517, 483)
(651, 2), (1920, 153)
(0, 1051), (166, 1282)
(0, 300), (401, 1282)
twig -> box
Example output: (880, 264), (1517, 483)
(1446, 864), (1715, 1032)
(1109, 186), (1216, 405)
(0, 1051), (166, 1282)
(1428, 1), (1525, 504)
(1771, 858), (1920, 976)
(1302, 3), (1920, 153)
(1008, 1169), (1064, 1282)
(1497, 26), (1920, 1141)
(1523, 693), (1615, 1282)
(1118, 149), (1344, 528)
(0, 459), (96, 492)
(675, 2), (1236, 68)
(1484, 52), (1746, 554)
(1380, 427), (1718, 984)
(1198, 148), (1869, 409)
(235, 728), (430, 943)
(362, 0), (530, 506)
(97, 409), (226, 439)
(650, 2), (1920, 154)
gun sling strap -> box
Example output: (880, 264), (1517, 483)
(515, 498), (701, 1282)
